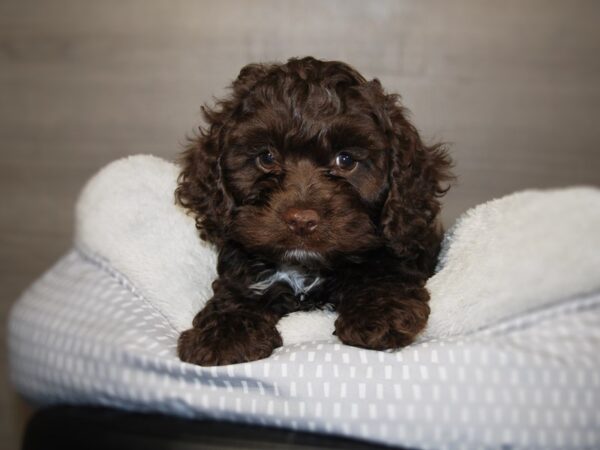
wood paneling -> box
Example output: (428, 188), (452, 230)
(1, 1), (599, 448)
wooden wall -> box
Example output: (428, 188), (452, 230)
(1, 1), (599, 448)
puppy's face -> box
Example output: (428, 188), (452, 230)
(221, 99), (389, 263)
(177, 58), (451, 270)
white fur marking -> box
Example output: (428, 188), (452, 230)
(250, 266), (322, 299)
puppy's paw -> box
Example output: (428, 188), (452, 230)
(178, 312), (282, 366)
(334, 298), (430, 351)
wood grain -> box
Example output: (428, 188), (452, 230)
(1, 1), (599, 448)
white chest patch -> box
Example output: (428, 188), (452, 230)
(249, 265), (322, 299)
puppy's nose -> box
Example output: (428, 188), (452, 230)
(282, 208), (320, 235)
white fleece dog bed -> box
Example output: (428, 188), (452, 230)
(9, 155), (600, 450)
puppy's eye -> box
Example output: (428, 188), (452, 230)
(335, 152), (357, 171)
(257, 151), (276, 171)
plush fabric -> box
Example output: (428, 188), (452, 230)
(75, 155), (217, 333)
(75, 155), (600, 343)
(423, 186), (600, 340)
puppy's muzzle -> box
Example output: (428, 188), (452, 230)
(282, 207), (320, 236)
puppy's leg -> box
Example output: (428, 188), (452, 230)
(334, 279), (430, 351)
(178, 286), (283, 366)
(178, 242), (291, 366)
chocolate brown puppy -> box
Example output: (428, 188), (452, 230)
(176, 57), (452, 366)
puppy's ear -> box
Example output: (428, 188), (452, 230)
(176, 63), (275, 245)
(176, 130), (233, 246)
(379, 93), (453, 273)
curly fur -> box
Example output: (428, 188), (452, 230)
(176, 57), (452, 365)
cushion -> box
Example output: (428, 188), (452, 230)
(9, 155), (600, 449)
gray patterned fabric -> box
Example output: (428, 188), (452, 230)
(9, 248), (600, 450)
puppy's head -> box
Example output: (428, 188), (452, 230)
(177, 57), (451, 269)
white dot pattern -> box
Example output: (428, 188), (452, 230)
(8, 249), (600, 450)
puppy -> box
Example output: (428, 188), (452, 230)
(176, 57), (452, 366)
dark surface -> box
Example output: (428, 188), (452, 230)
(22, 405), (403, 450)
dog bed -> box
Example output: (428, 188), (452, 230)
(9, 155), (600, 450)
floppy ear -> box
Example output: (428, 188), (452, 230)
(176, 128), (232, 246)
(380, 94), (453, 273)
(175, 63), (273, 245)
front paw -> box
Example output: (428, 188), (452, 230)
(335, 298), (430, 351)
(178, 312), (282, 366)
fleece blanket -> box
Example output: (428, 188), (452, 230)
(75, 155), (600, 342)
